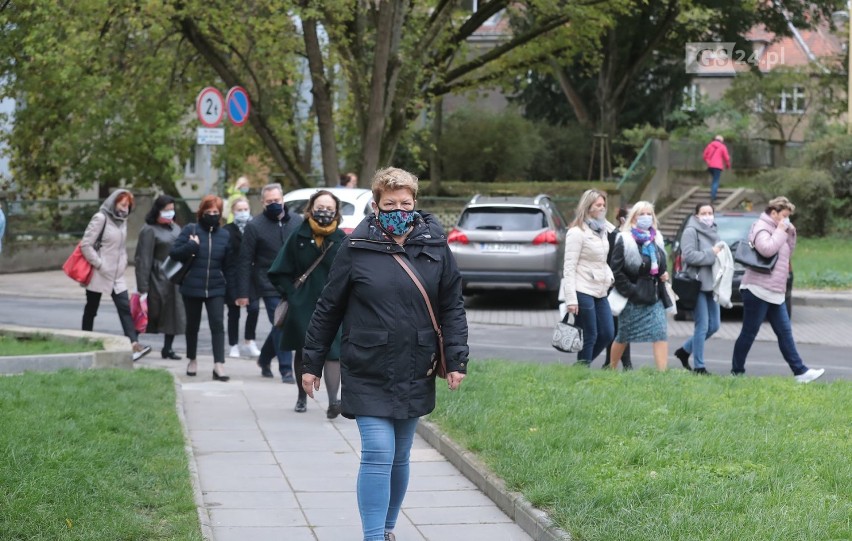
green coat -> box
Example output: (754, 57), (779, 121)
(268, 221), (345, 356)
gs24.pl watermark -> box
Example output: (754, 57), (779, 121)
(685, 42), (786, 74)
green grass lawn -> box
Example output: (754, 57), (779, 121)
(0, 334), (103, 356)
(0, 369), (201, 540)
(792, 237), (852, 289)
(429, 361), (851, 541)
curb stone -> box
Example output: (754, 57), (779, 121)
(417, 419), (572, 541)
(169, 372), (215, 541)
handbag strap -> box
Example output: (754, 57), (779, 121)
(294, 241), (334, 289)
(93, 211), (108, 251)
(391, 253), (445, 361)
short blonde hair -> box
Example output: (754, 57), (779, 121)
(765, 196), (796, 215)
(371, 167), (418, 202)
(621, 200), (657, 232)
(570, 189), (607, 228)
(229, 196), (249, 212)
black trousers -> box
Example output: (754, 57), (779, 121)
(83, 289), (138, 343)
(183, 295), (225, 363)
(227, 297), (259, 345)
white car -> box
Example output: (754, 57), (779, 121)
(283, 187), (373, 234)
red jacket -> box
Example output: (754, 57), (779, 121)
(703, 140), (731, 170)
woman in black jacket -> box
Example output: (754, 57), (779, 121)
(608, 201), (670, 371)
(301, 167), (469, 541)
(169, 195), (232, 381)
(223, 197), (261, 359)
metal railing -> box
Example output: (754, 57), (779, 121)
(617, 138), (655, 203)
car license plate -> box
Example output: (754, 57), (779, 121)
(481, 243), (520, 253)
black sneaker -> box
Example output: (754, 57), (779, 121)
(674, 348), (691, 371)
(693, 367), (710, 375)
(294, 398), (307, 413)
(281, 370), (296, 384)
(257, 361), (273, 378)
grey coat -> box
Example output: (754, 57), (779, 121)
(81, 189), (132, 295)
(680, 216), (721, 292)
(134, 222), (186, 335)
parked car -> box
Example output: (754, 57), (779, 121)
(447, 194), (568, 307)
(282, 188), (373, 234)
(670, 211), (793, 319)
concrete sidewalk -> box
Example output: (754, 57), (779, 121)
(142, 353), (544, 541)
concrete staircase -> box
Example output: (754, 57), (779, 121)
(657, 187), (739, 241)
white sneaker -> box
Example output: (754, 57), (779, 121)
(245, 340), (261, 357)
(794, 368), (825, 384)
(228, 344), (242, 359)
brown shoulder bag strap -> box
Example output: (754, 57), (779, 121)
(294, 241), (334, 289)
(391, 253), (446, 376)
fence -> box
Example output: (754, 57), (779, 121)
(669, 139), (806, 170)
(617, 139), (656, 204)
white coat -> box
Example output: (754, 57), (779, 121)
(562, 222), (615, 305)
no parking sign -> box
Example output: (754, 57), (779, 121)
(226, 87), (251, 127)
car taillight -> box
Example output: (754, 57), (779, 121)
(447, 228), (469, 244)
(532, 230), (558, 245)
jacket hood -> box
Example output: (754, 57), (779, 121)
(100, 189), (134, 222)
(686, 215), (721, 244)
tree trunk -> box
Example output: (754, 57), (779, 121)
(359, 0), (396, 182)
(429, 95), (443, 195)
(552, 62), (593, 129)
(302, 13), (340, 187)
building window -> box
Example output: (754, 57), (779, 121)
(775, 86), (805, 114)
(682, 84), (699, 111)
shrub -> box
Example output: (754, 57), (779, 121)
(528, 121), (593, 181)
(439, 108), (543, 182)
(752, 167), (834, 237)
(803, 134), (852, 217)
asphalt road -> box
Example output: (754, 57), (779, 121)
(1, 294), (849, 382)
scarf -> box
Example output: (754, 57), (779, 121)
(308, 217), (338, 248)
(631, 226), (659, 275)
(585, 218), (607, 238)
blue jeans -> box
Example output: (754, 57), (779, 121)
(356, 416), (419, 540)
(732, 289), (807, 376)
(709, 168), (722, 201)
(259, 295), (292, 375)
(681, 291), (720, 369)
(576, 292), (614, 363)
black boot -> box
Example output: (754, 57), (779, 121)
(675, 348), (692, 371)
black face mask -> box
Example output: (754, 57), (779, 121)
(264, 202), (284, 220)
(312, 209), (336, 226)
(200, 214), (220, 230)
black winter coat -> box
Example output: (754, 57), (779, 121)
(303, 212), (469, 420)
(223, 222), (255, 302)
(236, 210), (303, 298)
(169, 223), (231, 299)
(610, 231), (669, 306)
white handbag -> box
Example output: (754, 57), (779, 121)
(551, 313), (584, 353)
(608, 288), (628, 317)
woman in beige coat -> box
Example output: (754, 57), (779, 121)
(562, 189), (615, 365)
(80, 189), (151, 361)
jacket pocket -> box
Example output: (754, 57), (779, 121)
(415, 329), (439, 379)
(345, 328), (390, 379)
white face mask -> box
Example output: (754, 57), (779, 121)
(698, 215), (714, 227)
(233, 210), (251, 223)
(160, 210), (175, 221)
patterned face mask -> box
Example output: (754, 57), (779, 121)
(377, 208), (414, 235)
(312, 209), (336, 226)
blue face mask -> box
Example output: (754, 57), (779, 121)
(263, 202), (284, 220)
(377, 208), (414, 235)
(635, 215), (653, 230)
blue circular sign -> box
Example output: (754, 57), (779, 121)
(226, 87), (251, 127)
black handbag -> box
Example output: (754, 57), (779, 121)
(672, 271), (701, 310)
(733, 230), (777, 274)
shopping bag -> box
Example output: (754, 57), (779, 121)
(62, 243), (94, 285)
(130, 292), (148, 333)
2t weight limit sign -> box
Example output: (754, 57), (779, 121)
(196, 87), (225, 128)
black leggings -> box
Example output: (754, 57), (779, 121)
(83, 290), (138, 343)
(183, 295), (225, 363)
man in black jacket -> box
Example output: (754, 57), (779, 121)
(236, 183), (303, 382)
